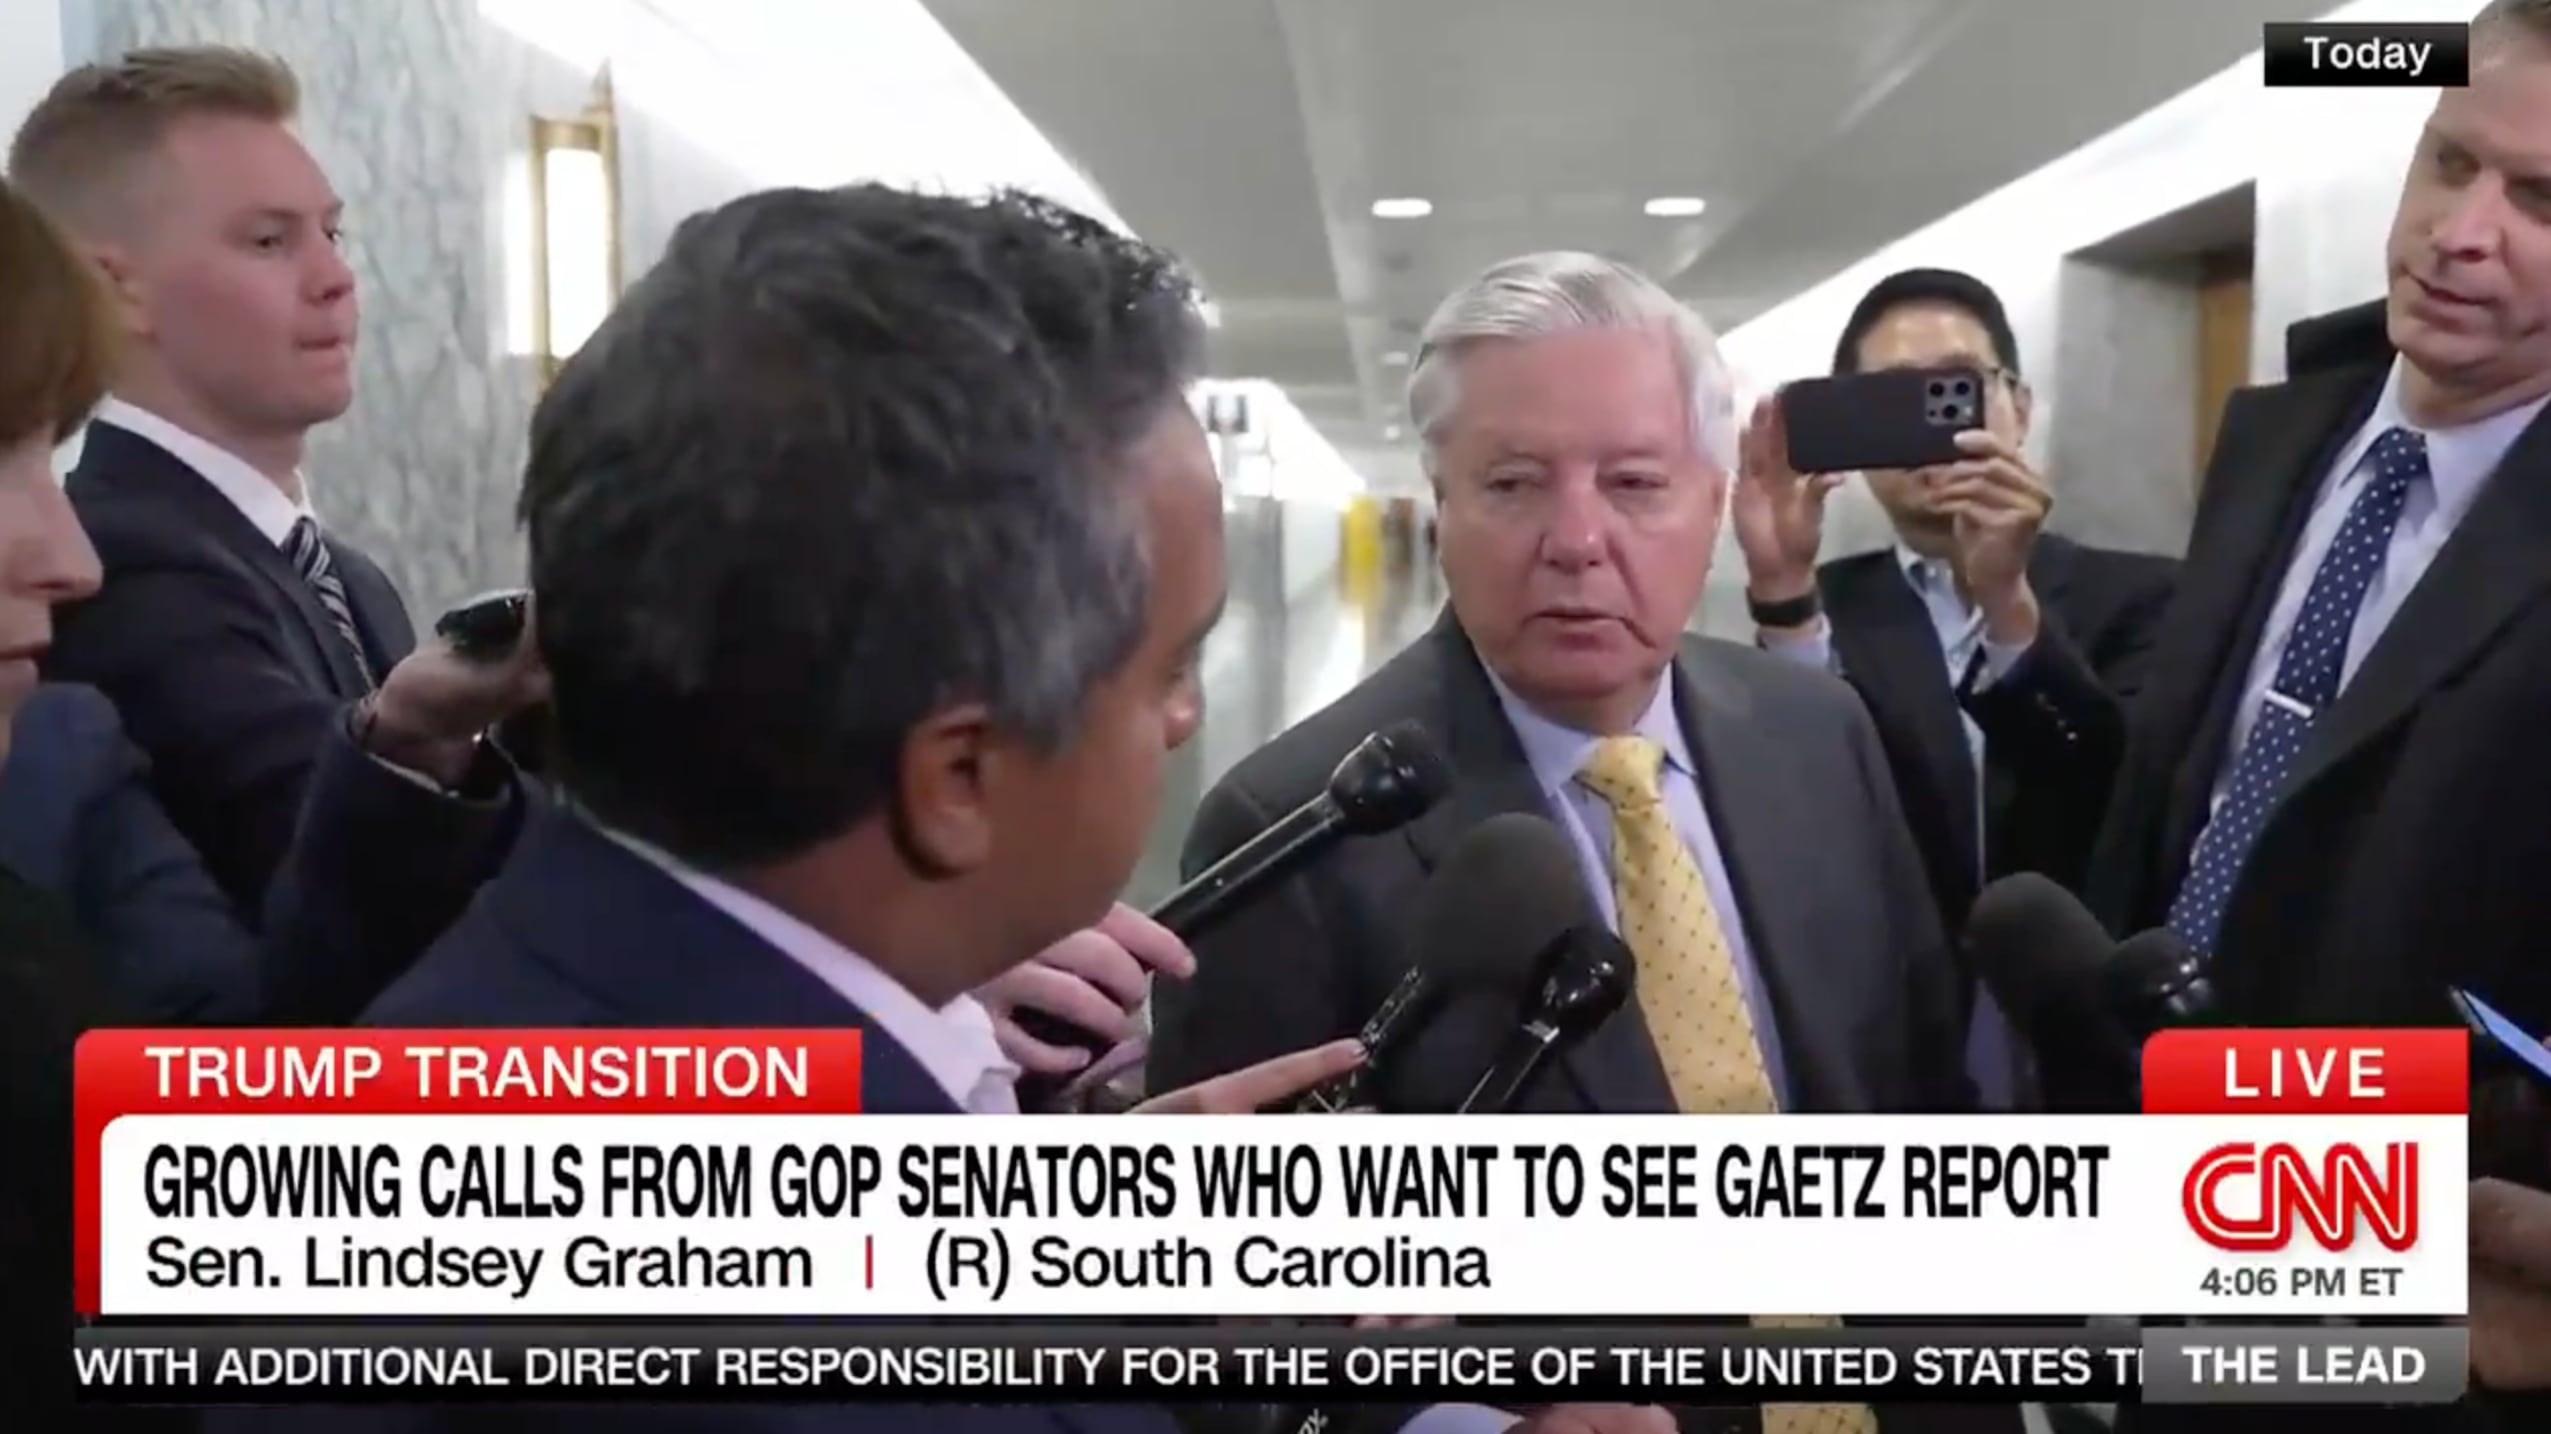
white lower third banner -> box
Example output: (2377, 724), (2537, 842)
(93, 1112), (2464, 1320)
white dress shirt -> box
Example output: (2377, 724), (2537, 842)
(600, 825), (1022, 1114)
(2206, 359), (2547, 813)
(91, 396), (315, 545)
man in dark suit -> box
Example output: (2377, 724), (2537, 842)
(243, 185), (1577, 1434)
(2088, 4), (2551, 1427)
(1152, 252), (1997, 1434)
(1725, 267), (2176, 1104)
(12, 47), (412, 911)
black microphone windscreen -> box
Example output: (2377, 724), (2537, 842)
(1964, 873), (2116, 1030)
(1327, 721), (1454, 835)
(1406, 812), (1595, 993)
(2107, 929), (2195, 989)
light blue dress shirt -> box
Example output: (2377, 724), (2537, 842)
(2203, 359), (2547, 819)
(1485, 669), (1793, 1108)
(1761, 544), (2031, 803)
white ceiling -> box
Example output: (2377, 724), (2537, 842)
(921, 0), (2304, 489)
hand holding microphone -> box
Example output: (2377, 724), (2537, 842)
(978, 904), (1194, 1079)
(1010, 722), (1453, 1108)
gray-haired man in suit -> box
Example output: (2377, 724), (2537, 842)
(1150, 252), (2000, 1434)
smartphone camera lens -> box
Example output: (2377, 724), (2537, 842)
(1926, 379), (1947, 397)
(1951, 378), (1975, 396)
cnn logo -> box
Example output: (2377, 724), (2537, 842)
(2181, 1141), (2420, 1253)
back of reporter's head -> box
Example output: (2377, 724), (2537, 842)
(520, 185), (1224, 1006)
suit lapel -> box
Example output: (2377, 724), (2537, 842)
(1825, 555), (1979, 886)
(2283, 402), (2551, 796)
(1674, 643), (1865, 1110)
(1398, 612), (1678, 1112)
(78, 426), (373, 698)
(1400, 611), (1557, 875)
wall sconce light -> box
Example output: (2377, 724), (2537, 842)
(529, 68), (622, 385)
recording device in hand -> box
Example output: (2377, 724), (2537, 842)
(433, 589), (530, 661)
(2456, 987), (2551, 1098)
(1778, 364), (1987, 474)
(1013, 722), (1453, 1108)
(1294, 811), (1594, 1113)
(2459, 988), (2551, 1192)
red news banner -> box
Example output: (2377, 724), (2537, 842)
(72, 1029), (868, 1315)
(69, 1026), (2471, 1407)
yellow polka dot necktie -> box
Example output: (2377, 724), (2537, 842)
(1577, 736), (1877, 1434)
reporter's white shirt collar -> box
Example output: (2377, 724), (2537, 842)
(595, 821), (1020, 1114)
(93, 396), (313, 548)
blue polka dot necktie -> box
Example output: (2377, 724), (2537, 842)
(2165, 426), (2428, 957)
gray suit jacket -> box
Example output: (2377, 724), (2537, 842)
(1149, 610), (1977, 1117)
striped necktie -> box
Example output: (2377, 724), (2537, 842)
(1577, 737), (1876, 1434)
(285, 516), (377, 691)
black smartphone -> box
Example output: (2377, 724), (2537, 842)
(1778, 365), (1986, 474)
(434, 589), (529, 661)
(2451, 986), (2551, 1092)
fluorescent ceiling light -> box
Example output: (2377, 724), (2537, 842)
(1371, 197), (1432, 218)
(1643, 196), (1707, 217)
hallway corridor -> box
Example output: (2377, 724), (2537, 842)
(1125, 555), (1442, 908)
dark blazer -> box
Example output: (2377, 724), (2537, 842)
(1817, 532), (2176, 933)
(49, 421), (415, 912)
(1153, 612), (1973, 1115)
(0, 682), (521, 1024)
(193, 807), (1181, 1434)
(2090, 330), (2551, 1432)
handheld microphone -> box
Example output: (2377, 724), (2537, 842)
(1014, 722), (1453, 1107)
(1296, 812), (1589, 1112)
(2102, 928), (2216, 1034)
(1397, 811), (1634, 1115)
(1267, 820), (1626, 1434)
(1457, 925), (1635, 1114)
(1965, 874), (2214, 1110)
(1155, 721), (1452, 934)
(1964, 873), (2120, 1044)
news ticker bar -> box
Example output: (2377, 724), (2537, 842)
(74, 1323), (2467, 1405)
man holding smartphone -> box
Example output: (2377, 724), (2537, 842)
(1728, 267), (2177, 1106)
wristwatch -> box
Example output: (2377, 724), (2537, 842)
(1748, 589), (1822, 628)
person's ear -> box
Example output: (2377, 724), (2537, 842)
(891, 705), (1002, 880)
